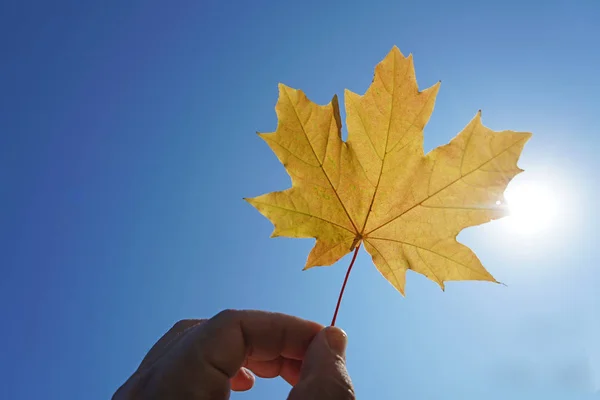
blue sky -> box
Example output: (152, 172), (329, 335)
(1, 0), (599, 399)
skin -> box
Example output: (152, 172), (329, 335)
(112, 309), (355, 399)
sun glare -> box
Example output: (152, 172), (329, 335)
(503, 181), (559, 234)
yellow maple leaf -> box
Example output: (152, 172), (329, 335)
(246, 46), (531, 296)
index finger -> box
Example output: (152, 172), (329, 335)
(192, 309), (324, 378)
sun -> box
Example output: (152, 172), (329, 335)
(502, 180), (559, 234)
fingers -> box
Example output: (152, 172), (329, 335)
(230, 367), (255, 391)
(115, 310), (327, 400)
(245, 357), (303, 385)
(287, 327), (355, 400)
(197, 309), (323, 378)
(231, 358), (303, 391)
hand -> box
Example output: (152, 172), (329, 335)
(113, 309), (355, 399)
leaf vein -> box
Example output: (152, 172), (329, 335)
(284, 88), (359, 233)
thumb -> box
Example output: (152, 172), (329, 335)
(287, 326), (355, 400)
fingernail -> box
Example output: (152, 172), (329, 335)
(325, 327), (347, 356)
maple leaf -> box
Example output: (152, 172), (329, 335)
(245, 46), (531, 296)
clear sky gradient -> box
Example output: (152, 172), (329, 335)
(1, 1), (599, 399)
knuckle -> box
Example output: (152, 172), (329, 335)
(172, 319), (197, 329)
(212, 308), (240, 322)
(170, 319), (202, 334)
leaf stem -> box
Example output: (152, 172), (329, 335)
(331, 243), (361, 326)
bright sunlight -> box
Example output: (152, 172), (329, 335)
(502, 180), (559, 234)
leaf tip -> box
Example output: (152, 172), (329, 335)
(429, 80), (442, 93)
(277, 82), (295, 98)
(302, 263), (317, 271)
(257, 131), (273, 141)
(387, 45), (408, 62)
